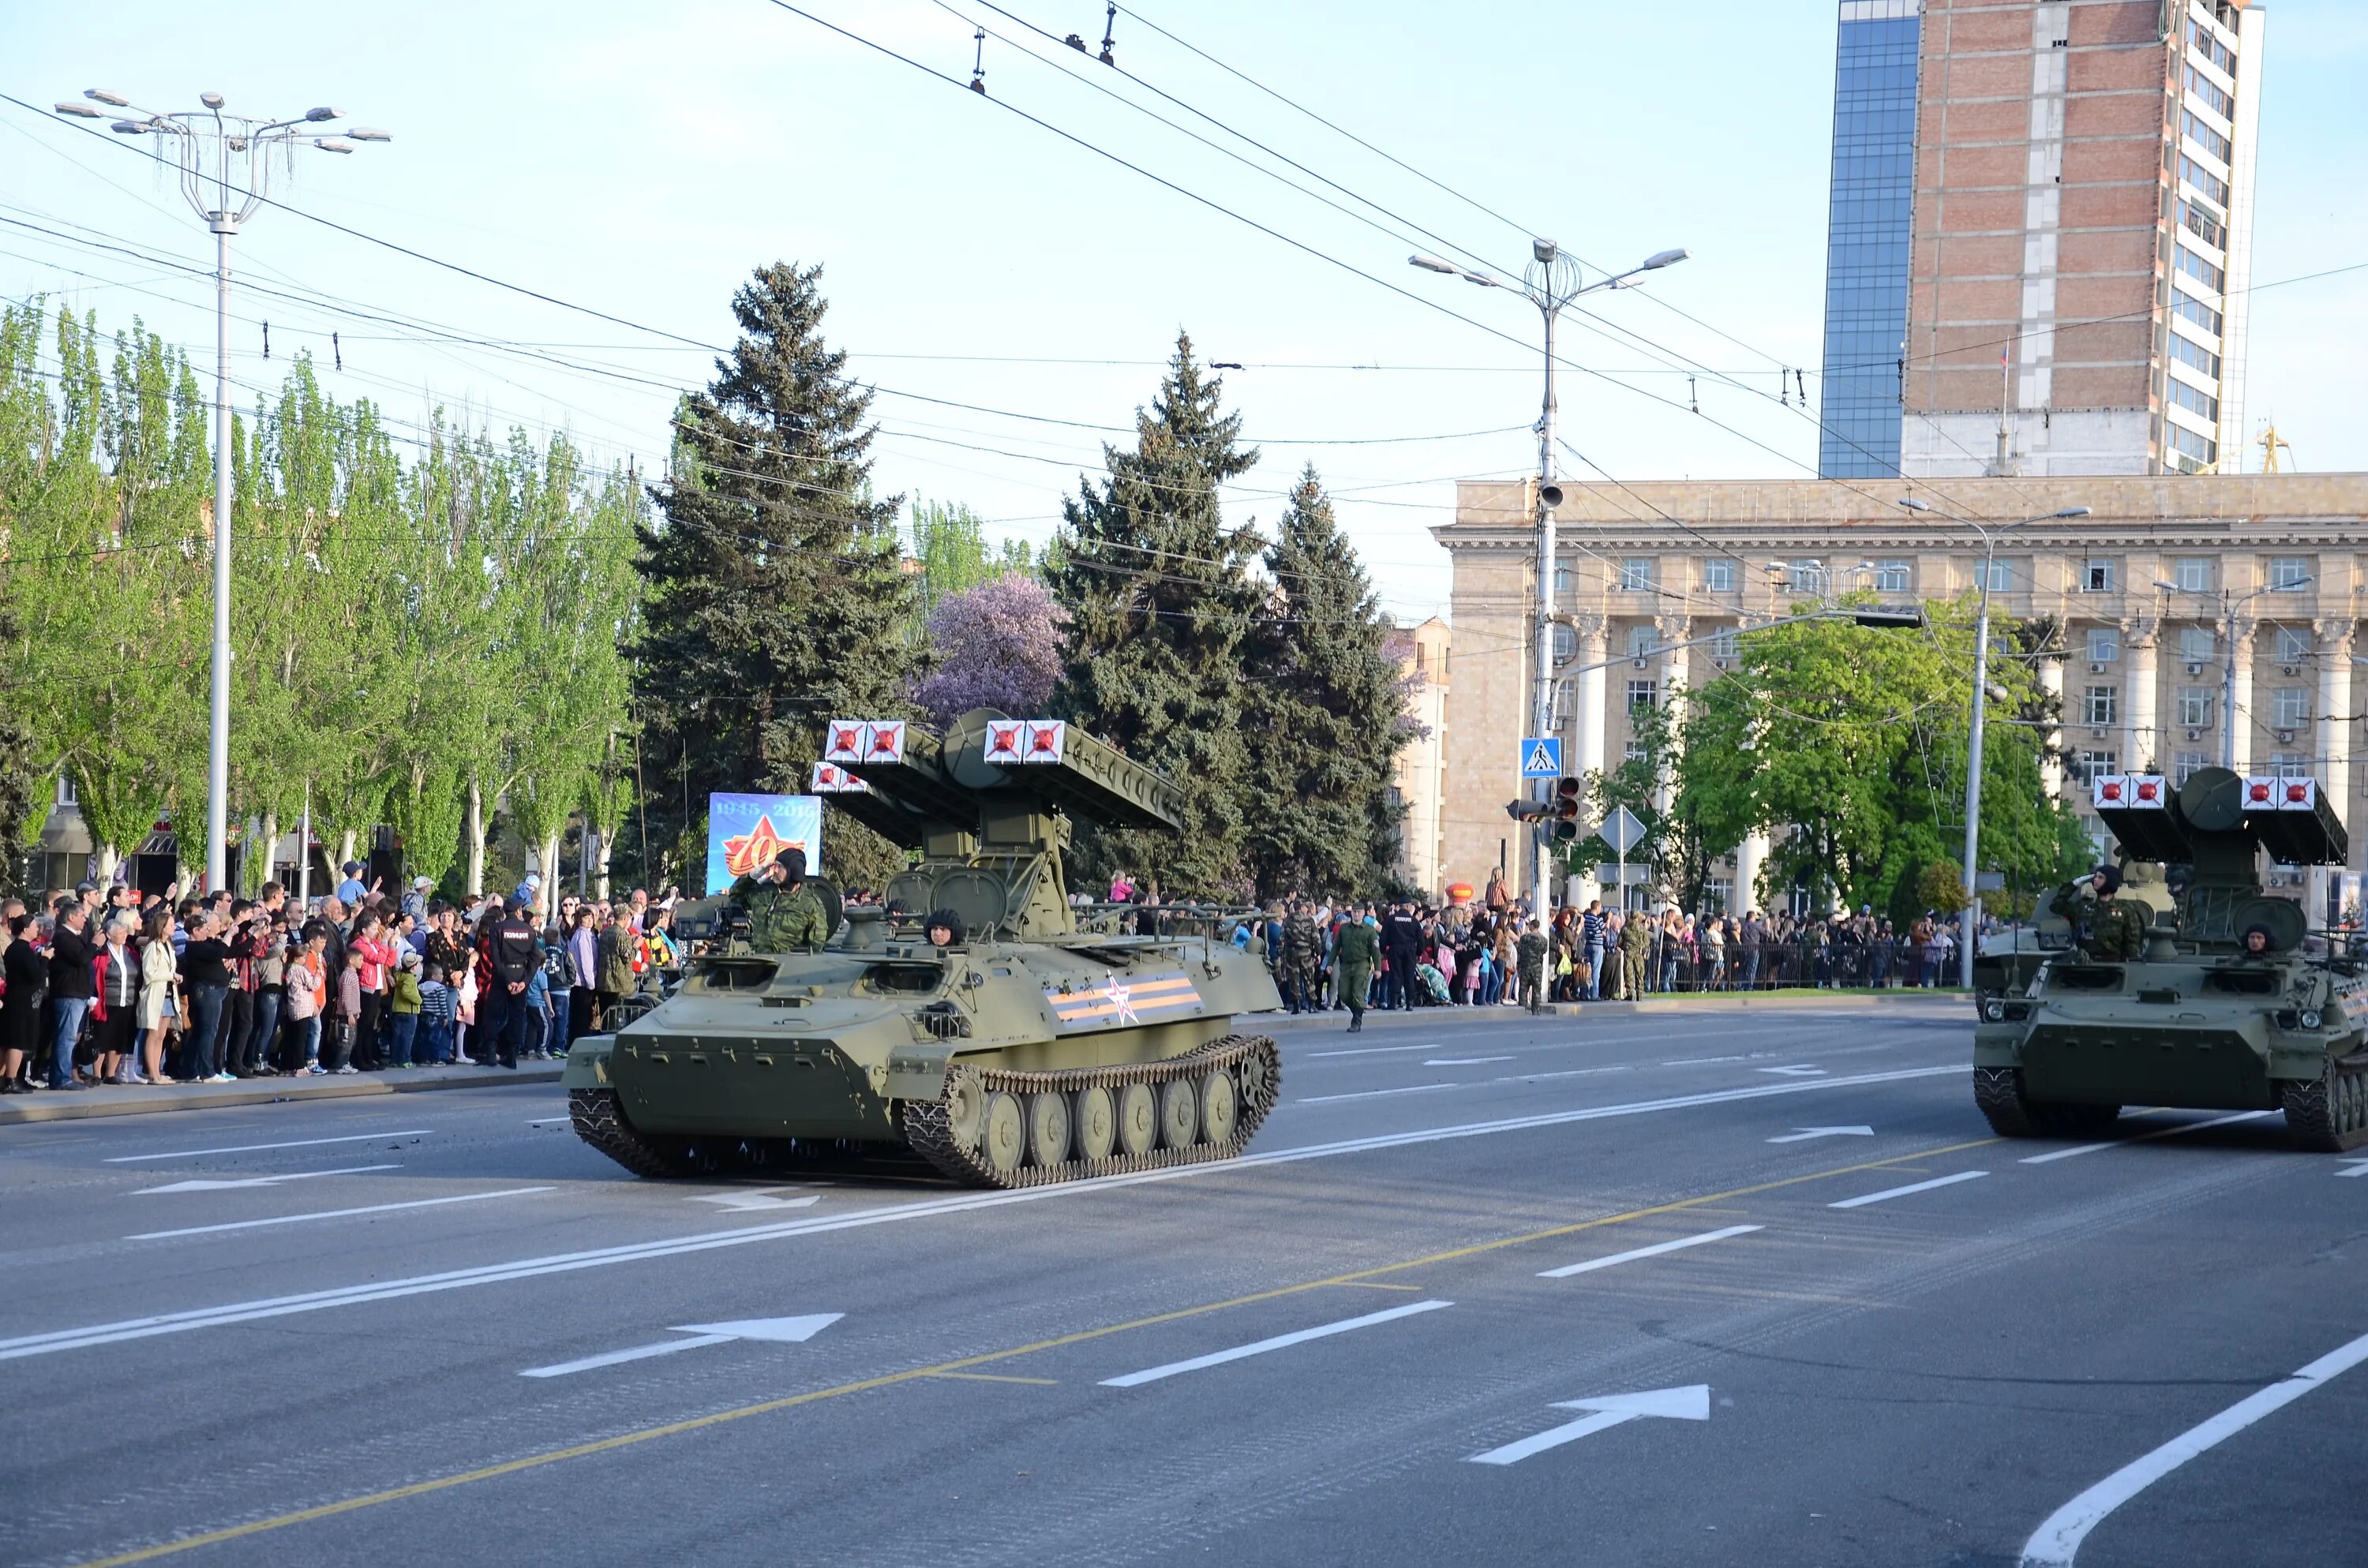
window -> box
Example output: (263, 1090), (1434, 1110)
(1785, 559), (1824, 594)
(1710, 627), (1740, 663)
(2172, 289), (2224, 339)
(2177, 197), (2227, 252)
(2083, 687), (2119, 726)
(2269, 751), (2306, 775)
(1626, 679), (1658, 713)
(2180, 626), (2216, 662)
(2171, 425), (2219, 467)
(2173, 557), (2212, 593)
(2272, 687), (2311, 728)
(2071, 750), (2119, 786)
(2276, 626), (2313, 663)
(1875, 559), (1910, 593)
(2086, 627), (2120, 664)
(2190, 20), (2235, 75)
(2182, 109), (2230, 163)
(1553, 567), (1573, 597)
(1976, 558), (2012, 593)
(1619, 558), (1654, 593)
(2269, 556), (2310, 592)
(1553, 623), (1578, 662)
(2170, 335), (2222, 380)
(1703, 559), (1736, 593)
(2186, 64), (2234, 119)
(1627, 624), (1658, 659)
(2175, 245), (2224, 295)
(2175, 750), (2209, 787)
(54, 773), (75, 806)
(2179, 152), (2230, 209)
(2175, 687), (2216, 728)
(1624, 740), (1649, 764)
(2081, 561), (2116, 593)
(2169, 379), (2220, 423)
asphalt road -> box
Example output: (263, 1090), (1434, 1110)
(3, 999), (2363, 1568)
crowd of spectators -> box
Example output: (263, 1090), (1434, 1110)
(0, 863), (683, 1095)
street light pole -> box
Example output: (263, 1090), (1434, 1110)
(1898, 499), (2091, 986)
(54, 90), (386, 893)
(1411, 242), (1687, 924)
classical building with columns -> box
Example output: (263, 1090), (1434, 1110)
(1433, 472), (2368, 918)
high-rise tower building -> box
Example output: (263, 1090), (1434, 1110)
(1817, 0), (2265, 479)
(1817, 0), (1924, 479)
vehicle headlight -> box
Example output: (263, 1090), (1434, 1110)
(2301, 1009), (2323, 1030)
(1982, 999), (2006, 1022)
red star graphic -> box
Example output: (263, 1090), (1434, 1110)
(722, 814), (791, 878)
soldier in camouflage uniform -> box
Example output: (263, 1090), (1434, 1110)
(1617, 907), (1657, 998)
(2049, 863), (2149, 962)
(728, 846), (831, 952)
(1280, 899), (1324, 1013)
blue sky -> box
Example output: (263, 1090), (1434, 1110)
(6, 0), (2362, 623)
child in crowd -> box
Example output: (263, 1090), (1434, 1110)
(418, 964), (453, 1065)
(285, 932), (326, 1074)
(325, 946), (363, 1075)
(386, 949), (423, 1068)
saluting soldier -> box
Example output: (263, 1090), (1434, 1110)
(2049, 864), (2149, 962)
(729, 846), (830, 952)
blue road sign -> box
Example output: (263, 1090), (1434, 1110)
(1519, 736), (1563, 779)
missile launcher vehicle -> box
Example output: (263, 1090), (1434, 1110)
(565, 711), (1284, 1186)
(1974, 766), (2368, 1151)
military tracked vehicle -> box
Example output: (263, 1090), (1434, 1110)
(564, 710), (1283, 1187)
(1974, 766), (2368, 1151)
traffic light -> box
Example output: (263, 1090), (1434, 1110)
(1552, 777), (1583, 842)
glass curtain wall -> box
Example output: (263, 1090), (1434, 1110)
(1818, 2), (1922, 478)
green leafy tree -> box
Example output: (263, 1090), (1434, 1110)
(1241, 464), (1417, 900)
(1048, 334), (1261, 896)
(910, 495), (1033, 612)
(633, 263), (917, 890)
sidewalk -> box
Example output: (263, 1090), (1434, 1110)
(1261, 989), (1968, 1032)
(0, 1061), (566, 1126)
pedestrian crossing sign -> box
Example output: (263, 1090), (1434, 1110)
(1519, 736), (1563, 779)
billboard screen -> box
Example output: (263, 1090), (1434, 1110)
(704, 792), (823, 895)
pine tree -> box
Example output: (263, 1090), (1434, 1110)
(1242, 465), (1421, 900)
(633, 263), (916, 888)
(1049, 334), (1261, 896)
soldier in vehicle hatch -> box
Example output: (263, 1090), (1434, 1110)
(2049, 864), (2149, 962)
(729, 846), (830, 952)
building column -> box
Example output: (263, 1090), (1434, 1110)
(1569, 614), (1609, 908)
(2314, 619), (2354, 924)
(1654, 614), (1691, 820)
(2228, 616), (2257, 777)
(2123, 616), (2159, 776)
(2037, 652), (2065, 801)
(1733, 831), (1770, 917)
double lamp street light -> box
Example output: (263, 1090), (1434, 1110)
(1407, 240), (1688, 924)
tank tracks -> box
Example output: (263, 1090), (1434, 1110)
(2281, 1052), (2368, 1153)
(901, 1033), (1281, 1188)
(569, 1087), (931, 1180)
(1972, 1068), (2119, 1139)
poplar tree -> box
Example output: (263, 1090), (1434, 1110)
(1049, 334), (1261, 895)
(633, 263), (915, 889)
(1242, 465), (1419, 900)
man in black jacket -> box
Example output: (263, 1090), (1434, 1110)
(482, 896), (540, 1070)
(1381, 903), (1422, 1012)
(46, 904), (96, 1091)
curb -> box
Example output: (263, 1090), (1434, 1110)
(1259, 992), (1968, 1032)
(0, 1065), (565, 1125)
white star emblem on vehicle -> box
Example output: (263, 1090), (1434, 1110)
(1103, 976), (1137, 1024)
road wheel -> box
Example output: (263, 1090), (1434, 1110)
(1198, 1069), (1238, 1147)
(945, 1068), (987, 1151)
(1159, 1077), (1200, 1149)
(1026, 1090), (1071, 1168)
(1073, 1085), (1117, 1160)
(981, 1090), (1025, 1173)
(1116, 1082), (1157, 1157)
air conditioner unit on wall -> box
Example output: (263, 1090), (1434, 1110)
(2186, 728), (2205, 741)
(2090, 662), (2108, 674)
(2275, 728), (2295, 743)
(2280, 664), (2302, 677)
(2185, 661), (2205, 675)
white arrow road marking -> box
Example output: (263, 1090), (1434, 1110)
(0, 1064), (1959, 1363)
(520, 1313), (841, 1379)
(135, 1164), (400, 1195)
(1755, 1065), (1827, 1077)
(2018, 1110), (2275, 1164)
(2019, 1327), (2368, 1566)
(106, 1132), (431, 1163)
(129, 1187), (554, 1241)
(1768, 1125), (1874, 1143)
(687, 1191), (823, 1211)
(1538, 1225), (1763, 1279)
(2338, 1161), (2368, 1178)
(1829, 1170), (1988, 1209)
(1469, 1385), (1711, 1465)
(1424, 1057), (1514, 1066)
(1100, 1300), (1452, 1388)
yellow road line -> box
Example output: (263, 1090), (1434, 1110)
(73, 1136), (1997, 1567)
(1325, 1281), (1426, 1292)
(923, 1371), (1060, 1385)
